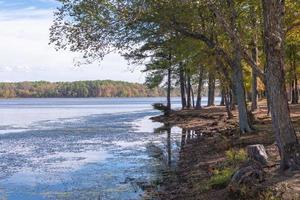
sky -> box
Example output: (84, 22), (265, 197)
(0, 0), (145, 83)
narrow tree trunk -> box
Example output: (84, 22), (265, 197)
(291, 54), (299, 104)
(207, 71), (215, 106)
(262, 0), (300, 170)
(220, 90), (225, 106)
(179, 63), (187, 109)
(251, 70), (258, 111)
(167, 68), (172, 111)
(229, 89), (236, 110)
(186, 74), (192, 109)
(196, 67), (204, 109)
(191, 85), (195, 108)
(224, 88), (233, 119)
(250, 4), (259, 111)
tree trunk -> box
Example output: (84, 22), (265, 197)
(220, 90), (225, 106)
(232, 59), (253, 133)
(191, 82), (195, 108)
(251, 70), (258, 111)
(229, 89), (236, 110)
(262, 0), (300, 170)
(224, 88), (233, 119)
(250, 3), (259, 111)
(291, 54), (299, 104)
(179, 63), (187, 109)
(196, 67), (204, 109)
(186, 74), (192, 109)
(207, 71), (215, 106)
(167, 67), (172, 111)
(227, 0), (253, 133)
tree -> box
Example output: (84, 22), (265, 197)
(262, 0), (300, 170)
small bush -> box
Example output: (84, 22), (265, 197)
(225, 149), (248, 165)
(208, 168), (236, 189)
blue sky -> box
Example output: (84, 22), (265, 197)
(0, 0), (145, 83)
(0, 0), (58, 9)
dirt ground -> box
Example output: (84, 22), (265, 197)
(148, 102), (300, 200)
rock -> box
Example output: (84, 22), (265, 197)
(228, 160), (265, 198)
(247, 144), (268, 166)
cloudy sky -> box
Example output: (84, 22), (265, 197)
(0, 0), (145, 83)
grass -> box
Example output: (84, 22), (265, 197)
(225, 148), (248, 166)
(208, 167), (236, 189)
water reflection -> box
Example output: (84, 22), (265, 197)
(148, 123), (214, 173)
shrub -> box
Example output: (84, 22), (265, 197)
(208, 168), (236, 189)
(225, 149), (248, 165)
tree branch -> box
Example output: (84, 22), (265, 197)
(207, 0), (265, 83)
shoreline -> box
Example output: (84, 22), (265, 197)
(148, 104), (300, 200)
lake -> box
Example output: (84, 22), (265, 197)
(0, 97), (217, 200)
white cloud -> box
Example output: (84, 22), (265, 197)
(0, 7), (145, 83)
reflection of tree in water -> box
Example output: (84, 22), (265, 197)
(146, 123), (211, 195)
(181, 129), (206, 148)
(150, 123), (207, 169)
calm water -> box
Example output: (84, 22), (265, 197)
(0, 97), (217, 200)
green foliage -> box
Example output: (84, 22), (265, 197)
(0, 80), (180, 98)
(199, 148), (248, 191)
(208, 167), (236, 189)
(225, 149), (248, 166)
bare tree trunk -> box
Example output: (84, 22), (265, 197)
(232, 57), (253, 133)
(251, 70), (258, 111)
(250, 4), (259, 111)
(220, 90), (225, 106)
(167, 68), (172, 111)
(186, 74), (192, 109)
(179, 63), (187, 109)
(250, 48), (258, 111)
(224, 88), (233, 119)
(207, 71), (215, 106)
(291, 53), (299, 104)
(196, 67), (204, 109)
(229, 89), (236, 110)
(191, 82), (195, 108)
(262, 0), (300, 170)
(227, 0), (253, 133)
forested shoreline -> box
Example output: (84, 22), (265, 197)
(7, 0), (299, 199)
(0, 80), (180, 98)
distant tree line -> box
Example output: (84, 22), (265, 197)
(0, 80), (181, 98)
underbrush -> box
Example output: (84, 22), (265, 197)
(199, 149), (248, 191)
